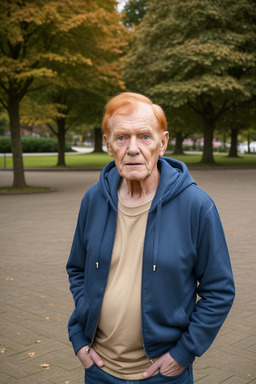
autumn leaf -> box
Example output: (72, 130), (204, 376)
(28, 352), (35, 357)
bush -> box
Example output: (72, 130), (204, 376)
(0, 136), (72, 153)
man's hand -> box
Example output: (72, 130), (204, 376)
(77, 346), (104, 369)
(142, 352), (185, 378)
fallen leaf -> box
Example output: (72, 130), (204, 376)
(28, 352), (35, 357)
(6, 277), (14, 281)
(41, 363), (50, 369)
(45, 316), (50, 320)
(1, 348), (6, 354)
(40, 296), (46, 299)
(65, 381), (70, 384)
(35, 340), (42, 343)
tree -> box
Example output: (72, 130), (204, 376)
(40, 0), (126, 163)
(122, 0), (148, 28)
(217, 100), (256, 157)
(0, 0), (126, 186)
(123, 0), (256, 163)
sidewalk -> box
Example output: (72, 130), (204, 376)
(0, 169), (256, 384)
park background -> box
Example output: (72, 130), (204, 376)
(0, 1), (256, 384)
(0, 0), (256, 190)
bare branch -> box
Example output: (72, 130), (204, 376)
(17, 78), (34, 101)
(187, 101), (203, 115)
(0, 81), (8, 93)
(0, 41), (7, 55)
(65, 111), (84, 131)
(47, 122), (57, 136)
(26, 83), (52, 93)
(0, 97), (8, 110)
(216, 99), (231, 120)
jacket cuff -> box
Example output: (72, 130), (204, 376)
(70, 331), (90, 355)
(169, 340), (195, 367)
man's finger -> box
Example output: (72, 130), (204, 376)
(142, 361), (160, 378)
(90, 348), (104, 367)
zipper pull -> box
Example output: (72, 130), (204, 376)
(85, 345), (91, 355)
(96, 262), (99, 269)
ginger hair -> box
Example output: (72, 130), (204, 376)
(102, 92), (167, 135)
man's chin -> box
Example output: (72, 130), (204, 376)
(121, 170), (149, 182)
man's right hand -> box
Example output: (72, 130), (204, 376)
(77, 346), (104, 369)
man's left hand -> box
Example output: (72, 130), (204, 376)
(142, 352), (185, 378)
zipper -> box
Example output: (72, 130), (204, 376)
(141, 221), (154, 365)
(87, 210), (117, 352)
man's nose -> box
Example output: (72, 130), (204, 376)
(127, 137), (140, 155)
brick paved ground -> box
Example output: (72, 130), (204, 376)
(0, 168), (256, 384)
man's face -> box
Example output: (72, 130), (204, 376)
(104, 103), (169, 183)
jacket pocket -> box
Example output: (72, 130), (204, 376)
(158, 367), (188, 381)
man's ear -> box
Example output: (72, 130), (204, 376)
(104, 134), (113, 157)
(160, 131), (169, 156)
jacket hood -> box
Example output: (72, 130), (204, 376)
(99, 157), (196, 211)
(98, 157), (196, 272)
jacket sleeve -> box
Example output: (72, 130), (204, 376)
(169, 203), (235, 367)
(66, 197), (90, 354)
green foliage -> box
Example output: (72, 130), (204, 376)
(0, 0), (128, 182)
(0, 137), (72, 153)
(122, 0), (148, 27)
(123, 0), (256, 163)
(124, 0), (256, 108)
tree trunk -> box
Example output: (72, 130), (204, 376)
(174, 131), (184, 154)
(201, 116), (215, 164)
(93, 126), (103, 153)
(228, 128), (239, 157)
(57, 119), (66, 166)
(247, 131), (251, 154)
(8, 88), (27, 188)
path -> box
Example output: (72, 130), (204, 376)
(0, 169), (255, 384)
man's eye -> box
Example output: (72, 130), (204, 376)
(117, 136), (125, 141)
(142, 135), (150, 140)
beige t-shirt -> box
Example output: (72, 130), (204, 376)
(93, 197), (153, 380)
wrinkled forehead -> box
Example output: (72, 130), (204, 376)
(108, 102), (159, 131)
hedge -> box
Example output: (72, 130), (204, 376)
(0, 137), (72, 153)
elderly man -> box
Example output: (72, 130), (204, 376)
(66, 92), (235, 384)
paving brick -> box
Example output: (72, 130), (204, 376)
(1, 168), (256, 383)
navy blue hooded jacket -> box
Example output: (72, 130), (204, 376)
(66, 157), (235, 367)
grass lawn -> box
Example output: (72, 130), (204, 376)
(1, 152), (256, 169)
